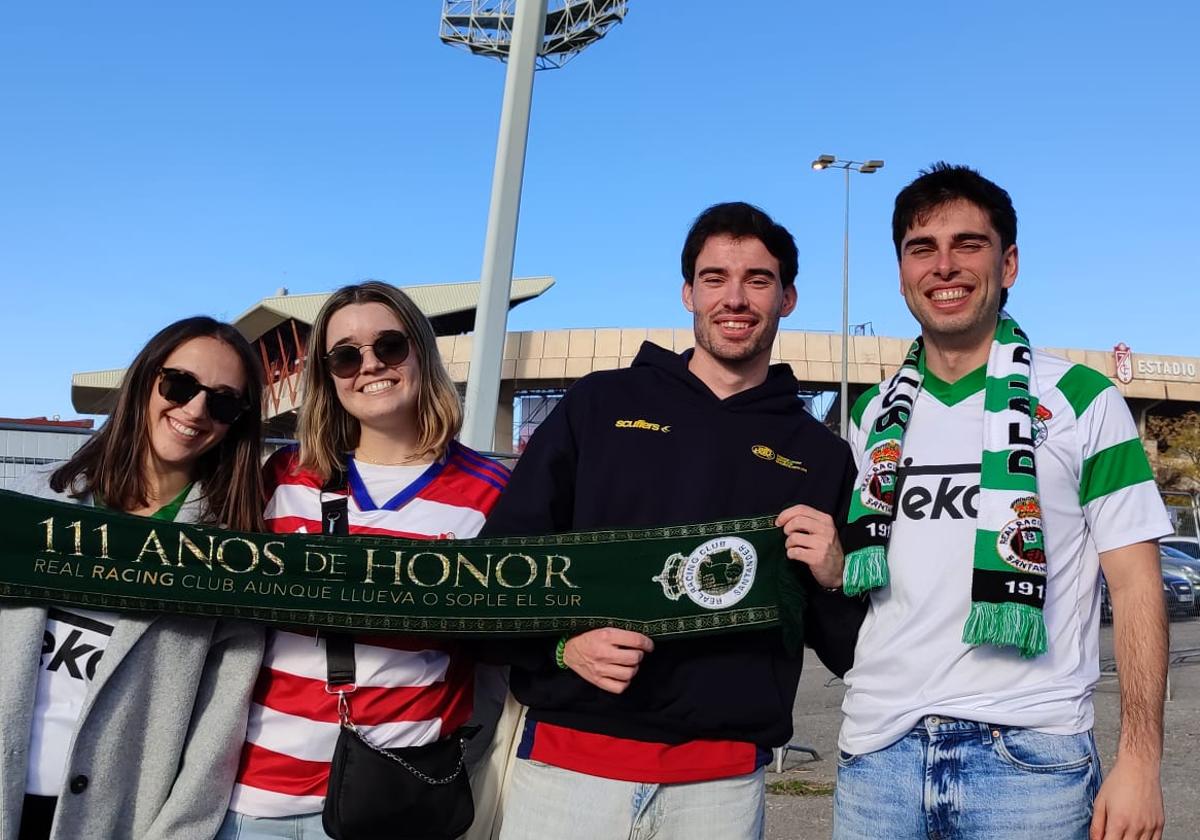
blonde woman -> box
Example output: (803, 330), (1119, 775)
(1, 316), (266, 840)
(221, 281), (509, 839)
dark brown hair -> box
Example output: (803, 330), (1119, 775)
(51, 317), (265, 531)
(892, 162), (1018, 308)
(681, 202), (799, 288)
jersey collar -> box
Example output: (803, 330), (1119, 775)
(346, 456), (445, 512)
(919, 357), (986, 406)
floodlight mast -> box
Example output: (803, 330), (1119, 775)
(441, 0), (627, 69)
(441, 1), (627, 451)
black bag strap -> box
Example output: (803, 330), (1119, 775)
(326, 633), (356, 688)
(321, 465), (349, 538)
(322, 465), (355, 689)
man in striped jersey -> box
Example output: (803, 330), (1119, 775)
(833, 164), (1170, 840)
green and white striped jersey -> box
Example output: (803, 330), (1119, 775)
(840, 349), (1170, 755)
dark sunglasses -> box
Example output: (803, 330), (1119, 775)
(324, 330), (411, 379)
(157, 368), (249, 425)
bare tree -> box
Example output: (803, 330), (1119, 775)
(1148, 411), (1200, 490)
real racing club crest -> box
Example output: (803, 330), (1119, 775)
(652, 536), (757, 610)
(997, 496), (1047, 575)
(860, 440), (901, 514)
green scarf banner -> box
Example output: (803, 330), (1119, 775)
(0, 489), (793, 639)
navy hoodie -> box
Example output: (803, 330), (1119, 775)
(481, 342), (865, 758)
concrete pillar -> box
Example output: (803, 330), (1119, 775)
(493, 381), (516, 455)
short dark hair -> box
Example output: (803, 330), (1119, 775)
(681, 202), (798, 287)
(892, 163), (1017, 308)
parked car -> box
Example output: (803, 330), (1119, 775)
(1163, 571), (1195, 617)
(1162, 544), (1200, 565)
(1160, 561), (1200, 614)
(1162, 536), (1200, 561)
(1100, 568), (1195, 623)
(1161, 546), (1200, 610)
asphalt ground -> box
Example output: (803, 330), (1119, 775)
(764, 614), (1200, 840)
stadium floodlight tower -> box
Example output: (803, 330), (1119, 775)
(441, 0), (627, 69)
(440, 0), (627, 452)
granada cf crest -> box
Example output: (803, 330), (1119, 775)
(1113, 343), (1133, 384)
(860, 440), (901, 514)
(652, 537), (757, 610)
(997, 496), (1047, 575)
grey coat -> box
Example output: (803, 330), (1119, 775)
(0, 466), (265, 840)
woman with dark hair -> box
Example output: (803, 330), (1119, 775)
(221, 281), (508, 839)
(1, 316), (267, 840)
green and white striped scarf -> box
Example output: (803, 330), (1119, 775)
(842, 313), (1048, 658)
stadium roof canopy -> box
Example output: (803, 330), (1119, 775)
(72, 276), (554, 414)
(234, 276), (554, 342)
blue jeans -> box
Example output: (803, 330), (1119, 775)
(215, 810), (329, 840)
(498, 759), (765, 840)
(833, 716), (1102, 840)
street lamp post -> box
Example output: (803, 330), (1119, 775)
(811, 154), (884, 439)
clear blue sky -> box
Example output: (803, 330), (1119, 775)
(2, 1), (1197, 419)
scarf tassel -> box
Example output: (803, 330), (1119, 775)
(961, 601), (1048, 659)
(843, 545), (889, 597)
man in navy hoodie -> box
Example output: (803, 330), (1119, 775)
(483, 202), (865, 839)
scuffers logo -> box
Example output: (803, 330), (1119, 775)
(1032, 403), (1053, 449)
(860, 440), (900, 513)
(997, 495), (1047, 575)
(615, 419), (671, 433)
(751, 445), (807, 472)
(652, 536), (757, 610)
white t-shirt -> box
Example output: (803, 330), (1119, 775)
(840, 351), (1171, 755)
(22, 479), (193, 796)
(26, 607), (116, 795)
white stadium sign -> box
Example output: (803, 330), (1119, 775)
(1114, 342), (1200, 383)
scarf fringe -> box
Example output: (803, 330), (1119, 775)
(843, 545), (889, 596)
(961, 601), (1048, 659)
(777, 562), (808, 656)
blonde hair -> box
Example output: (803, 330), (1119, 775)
(297, 281), (462, 480)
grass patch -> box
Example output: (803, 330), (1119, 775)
(766, 779), (835, 797)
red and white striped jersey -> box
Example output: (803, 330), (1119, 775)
(229, 443), (509, 817)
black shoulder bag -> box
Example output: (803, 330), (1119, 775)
(318, 468), (479, 840)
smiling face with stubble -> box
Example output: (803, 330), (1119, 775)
(899, 199), (1018, 354)
(683, 233), (796, 376)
